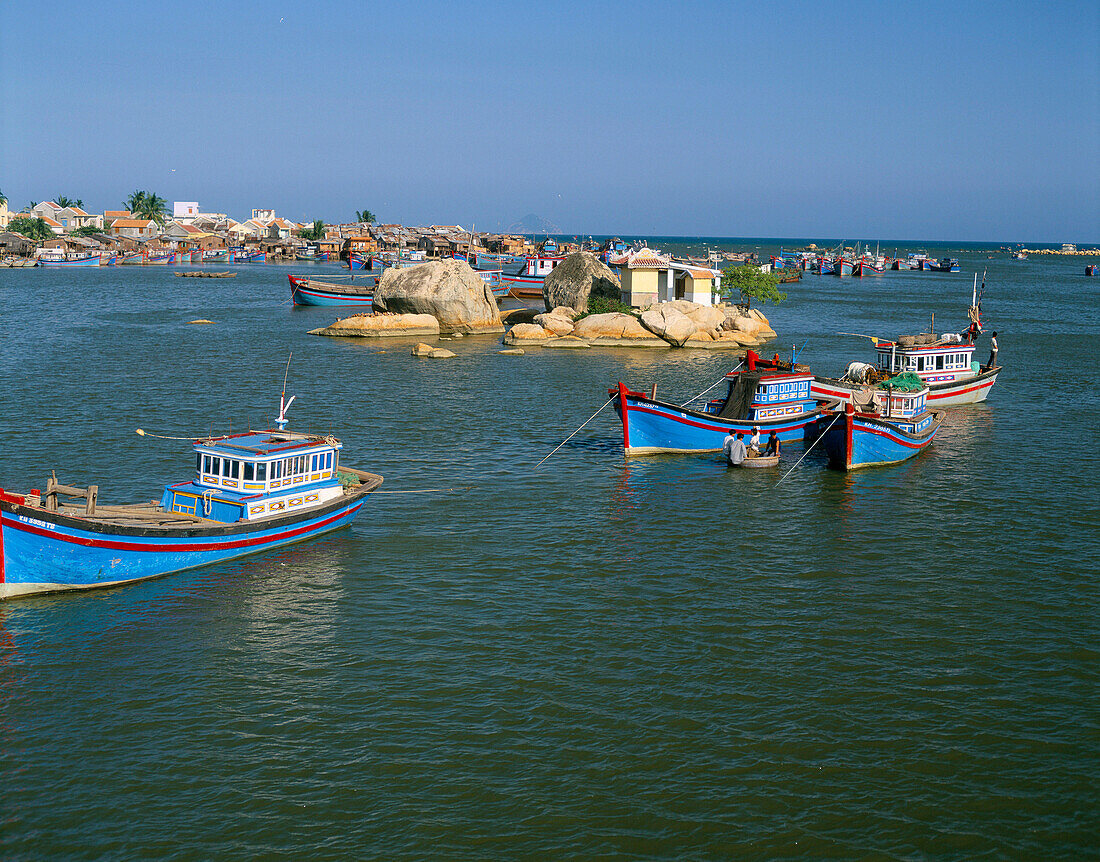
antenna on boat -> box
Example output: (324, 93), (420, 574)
(276, 353), (296, 431)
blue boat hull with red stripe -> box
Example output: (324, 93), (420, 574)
(814, 405), (941, 470)
(612, 385), (822, 455)
(289, 274), (374, 307)
(0, 486), (376, 599)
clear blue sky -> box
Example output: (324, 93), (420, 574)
(2, 0), (1097, 242)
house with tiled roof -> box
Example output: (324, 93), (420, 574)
(110, 218), (158, 239)
(103, 210), (132, 226)
(57, 206), (103, 231)
(31, 202), (63, 222)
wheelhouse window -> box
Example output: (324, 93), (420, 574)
(257, 463), (267, 481)
(212, 456), (221, 475)
(244, 462), (254, 481)
(936, 355), (944, 370)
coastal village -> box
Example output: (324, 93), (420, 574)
(0, 197), (546, 264)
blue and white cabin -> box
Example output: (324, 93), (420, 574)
(705, 371), (816, 422)
(161, 431), (343, 523)
(874, 339), (977, 386)
(869, 386), (935, 434)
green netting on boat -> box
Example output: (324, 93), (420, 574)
(876, 371), (924, 391)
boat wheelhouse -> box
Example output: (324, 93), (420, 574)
(812, 334), (999, 406)
(610, 352), (824, 455)
(164, 431), (346, 522)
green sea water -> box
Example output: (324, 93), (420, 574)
(0, 247), (1097, 858)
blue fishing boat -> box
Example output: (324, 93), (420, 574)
(812, 384), (941, 470)
(927, 257), (960, 272)
(288, 274), (375, 307)
(98, 253), (118, 266)
(36, 253), (101, 266)
(610, 352), (826, 456)
(348, 253), (370, 270)
(0, 397), (383, 599)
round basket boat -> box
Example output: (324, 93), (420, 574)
(739, 454), (780, 468)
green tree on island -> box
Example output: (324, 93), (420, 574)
(355, 209), (375, 224)
(720, 264), (787, 309)
(299, 220), (326, 241)
(8, 217), (55, 242)
(0, 189), (7, 207)
(56, 195), (84, 209)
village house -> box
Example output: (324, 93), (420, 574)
(172, 202), (200, 222)
(110, 218), (159, 240)
(30, 201), (62, 221)
(0, 200), (12, 230)
(345, 234), (379, 255)
(266, 218), (296, 241)
(56, 206), (103, 232)
(103, 210), (132, 227)
(0, 230), (36, 256)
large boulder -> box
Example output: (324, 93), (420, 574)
(503, 323), (554, 345)
(542, 252), (621, 312)
(373, 259), (503, 334)
(571, 312), (670, 347)
(662, 299), (726, 332)
(310, 313), (440, 338)
(533, 311), (576, 336)
(640, 306), (698, 347)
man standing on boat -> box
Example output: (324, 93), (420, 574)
(724, 430), (747, 467)
(988, 331), (999, 368)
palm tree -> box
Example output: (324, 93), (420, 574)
(125, 190), (147, 214)
(355, 209), (375, 224)
(56, 195), (84, 208)
(135, 192), (168, 226)
(0, 189), (7, 207)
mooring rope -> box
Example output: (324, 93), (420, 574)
(535, 394), (617, 468)
(680, 361), (742, 407)
(776, 412), (840, 485)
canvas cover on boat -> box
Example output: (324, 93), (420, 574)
(717, 371), (764, 419)
(877, 372), (924, 391)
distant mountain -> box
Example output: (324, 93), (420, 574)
(506, 213), (560, 235)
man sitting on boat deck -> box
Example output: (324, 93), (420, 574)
(724, 430), (747, 467)
(763, 432), (780, 458)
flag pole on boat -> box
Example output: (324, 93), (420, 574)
(276, 353), (295, 431)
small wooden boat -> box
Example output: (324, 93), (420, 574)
(0, 399), (382, 599)
(736, 453), (780, 468)
(288, 274), (374, 307)
(175, 271), (237, 278)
